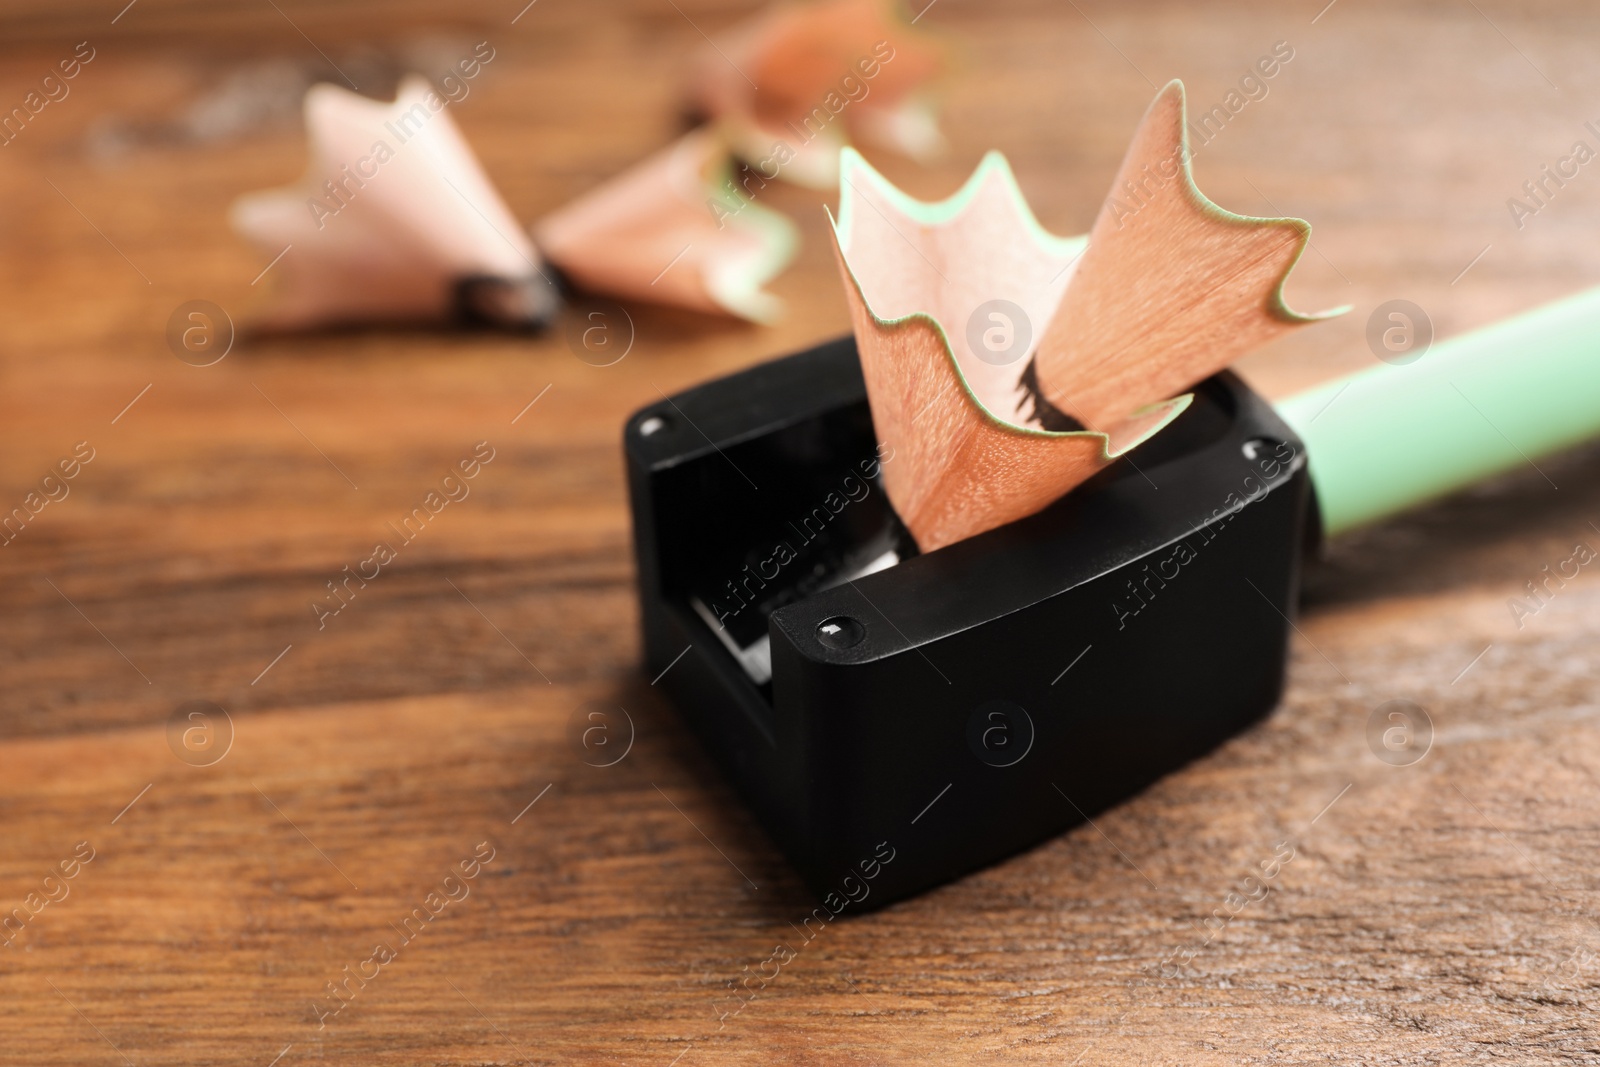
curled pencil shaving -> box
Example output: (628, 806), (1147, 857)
(830, 151), (1187, 553)
(230, 76), (557, 332)
(831, 79), (1341, 552)
(689, 0), (948, 189)
(535, 129), (799, 324)
(1028, 80), (1342, 430)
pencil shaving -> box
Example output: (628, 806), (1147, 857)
(1028, 80), (1341, 430)
(831, 80), (1340, 552)
(231, 76), (557, 332)
(535, 129), (799, 323)
(689, 0), (947, 189)
(830, 149), (1187, 552)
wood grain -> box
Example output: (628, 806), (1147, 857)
(3, 1), (1600, 1063)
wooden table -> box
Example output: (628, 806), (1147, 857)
(3, 0), (1599, 1062)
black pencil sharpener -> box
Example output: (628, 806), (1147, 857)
(625, 336), (1313, 911)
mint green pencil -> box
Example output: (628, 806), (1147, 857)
(1277, 287), (1600, 536)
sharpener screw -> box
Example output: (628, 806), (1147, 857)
(816, 616), (865, 650)
(1242, 438), (1280, 461)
